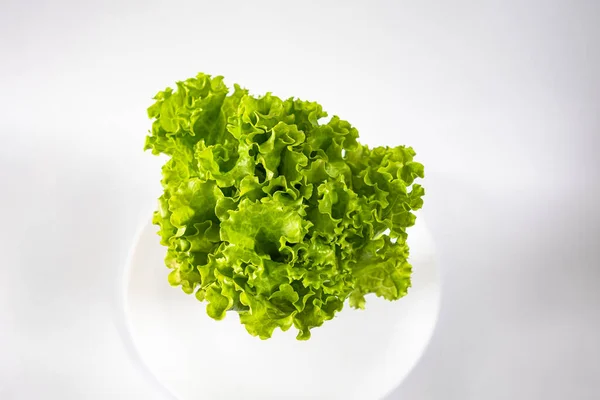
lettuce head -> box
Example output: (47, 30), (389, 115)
(145, 73), (425, 340)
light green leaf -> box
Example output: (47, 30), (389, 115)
(145, 72), (425, 340)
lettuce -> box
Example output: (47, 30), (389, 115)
(145, 73), (425, 340)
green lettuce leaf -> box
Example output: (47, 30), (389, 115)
(146, 72), (425, 340)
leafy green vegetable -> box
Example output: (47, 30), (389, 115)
(145, 72), (425, 340)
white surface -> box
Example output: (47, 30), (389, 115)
(124, 218), (439, 400)
(1, 1), (599, 399)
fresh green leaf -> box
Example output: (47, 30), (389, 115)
(146, 72), (425, 340)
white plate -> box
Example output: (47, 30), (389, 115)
(122, 216), (440, 400)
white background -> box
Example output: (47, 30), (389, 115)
(1, 0), (599, 399)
